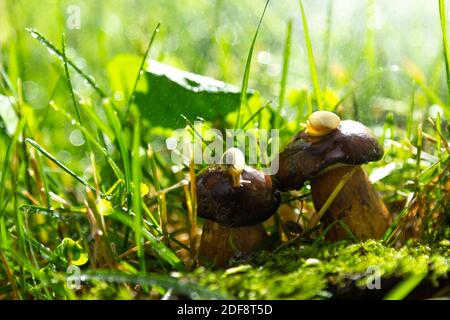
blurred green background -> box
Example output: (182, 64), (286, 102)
(1, 0), (448, 199)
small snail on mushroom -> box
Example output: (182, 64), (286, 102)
(196, 148), (281, 267)
(275, 111), (391, 241)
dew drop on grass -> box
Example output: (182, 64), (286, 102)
(29, 30), (39, 38)
(69, 129), (85, 146)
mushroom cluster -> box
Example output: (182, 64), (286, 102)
(275, 111), (391, 240)
(194, 112), (391, 266)
(196, 148), (281, 267)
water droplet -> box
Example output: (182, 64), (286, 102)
(69, 129), (85, 146)
(30, 30), (39, 39)
(47, 47), (56, 55)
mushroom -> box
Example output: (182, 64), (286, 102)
(196, 148), (280, 267)
(275, 111), (391, 241)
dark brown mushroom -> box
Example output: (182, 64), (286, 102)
(275, 112), (391, 241)
(196, 148), (280, 267)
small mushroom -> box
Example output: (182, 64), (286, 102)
(196, 148), (280, 267)
(275, 111), (391, 241)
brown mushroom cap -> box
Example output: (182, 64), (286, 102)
(196, 165), (281, 227)
(275, 120), (384, 191)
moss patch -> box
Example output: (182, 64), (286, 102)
(187, 240), (450, 299)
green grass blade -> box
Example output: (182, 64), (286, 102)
(49, 101), (123, 179)
(439, 0), (450, 101)
(235, 0), (270, 129)
(25, 138), (97, 192)
(384, 273), (427, 300)
(26, 28), (107, 98)
(298, 0), (322, 110)
(79, 102), (115, 140)
(110, 210), (183, 270)
(436, 112), (442, 174)
(275, 20), (292, 128)
(81, 270), (227, 299)
(61, 34), (83, 126)
(322, 0), (333, 90)
(125, 23), (160, 120)
(131, 119), (145, 274)
(242, 101), (270, 129)
(0, 117), (26, 218)
(102, 99), (132, 197)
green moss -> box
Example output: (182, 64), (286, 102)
(188, 240), (450, 299)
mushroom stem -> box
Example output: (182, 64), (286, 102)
(198, 220), (268, 267)
(310, 165), (391, 241)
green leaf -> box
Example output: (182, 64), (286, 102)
(134, 60), (252, 128)
(55, 238), (89, 266)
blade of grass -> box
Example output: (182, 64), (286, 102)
(0, 117), (26, 218)
(61, 34), (100, 194)
(242, 101), (270, 129)
(25, 138), (97, 192)
(406, 89), (416, 140)
(0, 117), (26, 299)
(102, 99), (131, 198)
(61, 34), (83, 127)
(188, 147), (198, 265)
(322, 0), (333, 90)
(382, 195), (414, 244)
(131, 119), (146, 274)
(110, 210), (183, 270)
(305, 166), (359, 231)
(235, 0), (270, 129)
(81, 270), (227, 299)
(415, 124), (423, 179)
(49, 101), (123, 179)
(384, 273), (427, 300)
(124, 23), (160, 120)
(298, 0), (322, 109)
(275, 20), (292, 128)
(436, 112), (442, 174)
(79, 101), (115, 140)
(26, 28), (106, 98)
(439, 0), (450, 101)
(337, 220), (358, 242)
